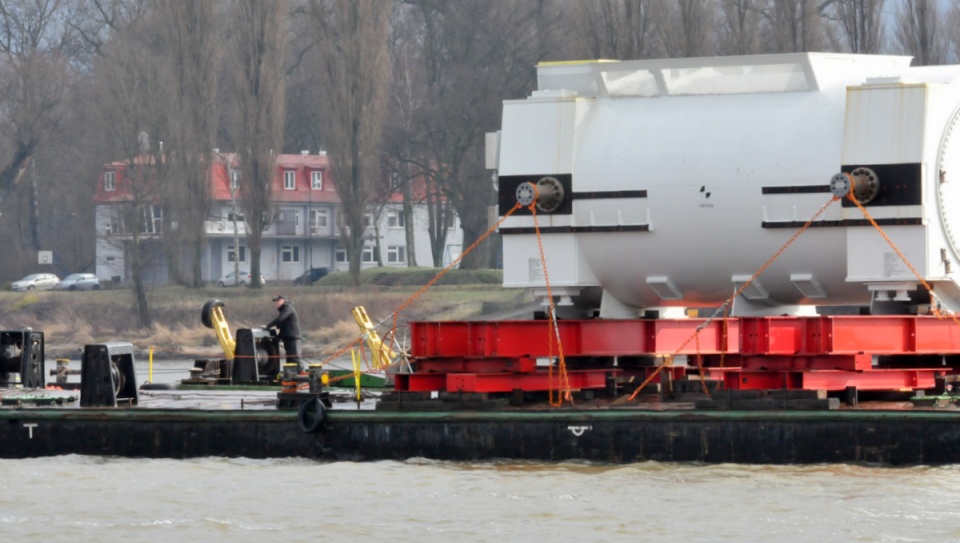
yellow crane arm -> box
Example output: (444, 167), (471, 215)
(352, 306), (396, 370)
(212, 304), (236, 359)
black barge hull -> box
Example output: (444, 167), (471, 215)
(4, 408), (960, 465)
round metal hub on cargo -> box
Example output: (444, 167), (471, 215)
(849, 167), (880, 204)
(829, 172), (852, 198)
(533, 176), (565, 212)
(514, 177), (566, 213)
(515, 182), (536, 207)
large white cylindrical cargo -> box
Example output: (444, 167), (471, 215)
(494, 53), (960, 316)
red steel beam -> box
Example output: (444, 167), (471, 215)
(714, 354), (873, 371)
(394, 373), (445, 392)
(414, 357), (536, 374)
(740, 316), (960, 355)
(710, 368), (947, 391)
(410, 316), (960, 359)
(446, 369), (612, 393)
(402, 316), (960, 393)
(409, 319), (738, 358)
(619, 366), (687, 380)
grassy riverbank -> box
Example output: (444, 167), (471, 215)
(0, 269), (531, 359)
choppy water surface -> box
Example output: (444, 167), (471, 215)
(1, 457), (959, 542)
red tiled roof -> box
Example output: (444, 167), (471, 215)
(93, 152), (441, 205)
(209, 152), (342, 204)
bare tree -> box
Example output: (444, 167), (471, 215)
(156, 0), (220, 287)
(383, 4), (432, 267)
(947, 1), (960, 63)
(284, 12), (323, 154)
(894, 0), (946, 66)
(92, 3), (170, 326)
(658, 0), (714, 58)
(825, 0), (886, 53)
(396, 0), (560, 269)
(227, 0), (288, 289)
(422, 173), (454, 267)
(571, 0), (660, 59)
(758, 0), (829, 53)
(307, 0), (391, 285)
(716, 0), (764, 54)
(0, 0), (79, 252)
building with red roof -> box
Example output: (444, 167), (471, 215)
(93, 150), (463, 285)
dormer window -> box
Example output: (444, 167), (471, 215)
(311, 170), (323, 190)
(104, 171), (115, 191)
(284, 170), (295, 190)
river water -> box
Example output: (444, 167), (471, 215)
(2, 457), (959, 542)
(16, 361), (960, 541)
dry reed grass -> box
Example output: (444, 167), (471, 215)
(0, 284), (532, 359)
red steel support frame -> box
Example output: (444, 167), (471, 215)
(402, 316), (960, 393)
(409, 319), (737, 358)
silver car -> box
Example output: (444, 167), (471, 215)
(55, 273), (101, 291)
(217, 270), (266, 287)
(11, 273), (60, 291)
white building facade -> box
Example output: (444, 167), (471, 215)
(93, 152), (463, 284)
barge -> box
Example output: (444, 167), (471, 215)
(2, 312), (960, 465)
(9, 52), (960, 465)
(6, 405), (960, 465)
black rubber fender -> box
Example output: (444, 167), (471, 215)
(298, 397), (326, 433)
(200, 299), (225, 329)
(140, 382), (176, 391)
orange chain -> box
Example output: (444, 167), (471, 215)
(527, 195), (572, 406)
(626, 195), (840, 402)
(846, 190), (960, 327)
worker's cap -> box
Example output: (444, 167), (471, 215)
(272, 294), (285, 302)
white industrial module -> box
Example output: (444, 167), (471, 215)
(490, 53), (960, 317)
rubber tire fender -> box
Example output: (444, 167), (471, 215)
(140, 382), (176, 391)
(200, 299), (225, 329)
(298, 397), (326, 433)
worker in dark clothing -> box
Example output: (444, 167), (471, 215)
(266, 294), (304, 373)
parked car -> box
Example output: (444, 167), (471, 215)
(217, 270), (265, 287)
(11, 273), (60, 291)
(293, 267), (330, 286)
(55, 273), (101, 291)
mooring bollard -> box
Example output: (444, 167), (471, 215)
(79, 342), (138, 407)
(0, 330), (45, 388)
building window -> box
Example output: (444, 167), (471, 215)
(311, 170), (323, 190)
(284, 170), (295, 190)
(230, 170), (239, 189)
(228, 245), (247, 263)
(335, 247), (347, 263)
(362, 245), (378, 263)
(276, 210), (298, 236)
(106, 216), (126, 236)
(104, 171), (115, 191)
(282, 245), (300, 263)
(363, 212), (373, 228)
(142, 205), (163, 234)
(445, 211), (456, 228)
(277, 209), (300, 226)
(310, 209), (328, 235)
(228, 210), (245, 222)
(387, 210), (405, 229)
(387, 245), (406, 263)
